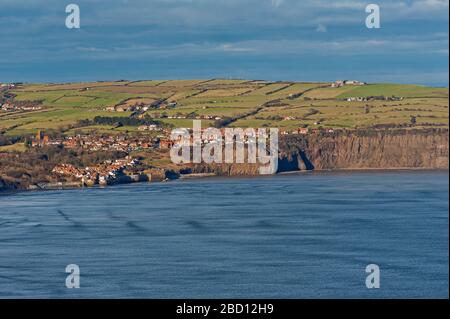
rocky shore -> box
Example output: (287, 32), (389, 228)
(1, 129), (448, 194)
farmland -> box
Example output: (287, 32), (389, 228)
(0, 79), (448, 191)
(0, 80), (448, 137)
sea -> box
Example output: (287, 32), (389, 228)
(0, 171), (448, 298)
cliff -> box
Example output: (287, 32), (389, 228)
(279, 129), (449, 171)
(186, 129), (448, 176)
(1, 129), (448, 193)
(0, 176), (20, 192)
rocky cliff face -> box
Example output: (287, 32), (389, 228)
(190, 163), (260, 176)
(279, 129), (449, 171)
(187, 129), (448, 176)
(0, 177), (19, 192)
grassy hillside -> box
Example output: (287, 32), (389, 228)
(337, 84), (449, 99)
(1, 80), (448, 136)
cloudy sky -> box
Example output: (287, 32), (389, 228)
(0, 0), (448, 85)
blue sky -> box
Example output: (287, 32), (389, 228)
(0, 0), (448, 85)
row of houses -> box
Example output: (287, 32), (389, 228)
(32, 123), (337, 154)
(64, 135), (155, 152)
(138, 124), (163, 132)
(0, 103), (42, 112)
(106, 109), (224, 122)
(0, 83), (17, 89)
(280, 128), (335, 135)
(331, 80), (367, 88)
(31, 130), (185, 152)
(106, 100), (178, 113)
(32, 132), (156, 152)
(106, 104), (151, 113)
(52, 157), (141, 186)
(164, 115), (223, 120)
(343, 96), (404, 102)
(158, 127), (337, 149)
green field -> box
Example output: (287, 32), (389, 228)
(0, 143), (27, 152)
(1, 80), (448, 137)
(337, 84), (449, 99)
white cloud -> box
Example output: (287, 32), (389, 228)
(0, 0), (447, 85)
(316, 23), (327, 33)
(315, 0), (366, 9)
(0, 0), (448, 31)
(219, 44), (256, 53)
(271, 0), (284, 7)
(415, 0), (449, 9)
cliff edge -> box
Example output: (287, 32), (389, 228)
(279, 129), (449, 171)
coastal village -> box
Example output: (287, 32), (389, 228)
(1, 79), (448, 192)
(27, 130), (152, 187)
(32, 130), (156, 152)
(31, 125), (334, 151)
(1, 83), (43, 112)
(51, 157), (145, 187)
(25, 123), (339, 188)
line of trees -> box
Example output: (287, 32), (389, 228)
(92, 116), (163, 127)
(0, 135), (21, 146)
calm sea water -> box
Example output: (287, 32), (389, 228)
(0, 171), (448, 298)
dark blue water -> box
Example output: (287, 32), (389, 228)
(0, 171), (448, 298)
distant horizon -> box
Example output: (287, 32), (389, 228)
(3, 78), (449, 88)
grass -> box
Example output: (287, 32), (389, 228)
(196, 88), (252, 97)
(1, 108), (132, 136)
(13, 90), (75, 104)
(337, 84), (448, 99)
(203, 79), (249, 85)
(246, 83), (290, 96)
(160, 119), (215, 128)
(159, 80), (206, 87)
(127, 80), (168, 86)
(302, 86), (356, 99)
(0, 143), (27, 152)
(147, 106), (254, 118)
(1, 80), (447, 137)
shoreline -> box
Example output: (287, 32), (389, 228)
(1, 167), (448, 196)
